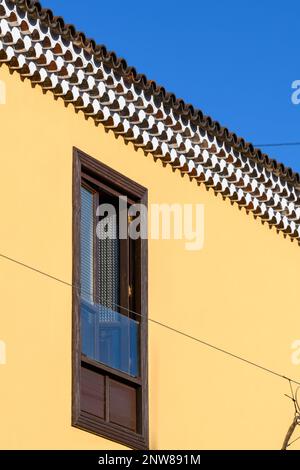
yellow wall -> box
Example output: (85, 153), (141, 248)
(0, 64), (299, 450)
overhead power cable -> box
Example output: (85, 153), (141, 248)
(255, 142), (300, 148)
(1, 251), (300, 386)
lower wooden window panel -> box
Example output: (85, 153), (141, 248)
(76, 362), (146, 448)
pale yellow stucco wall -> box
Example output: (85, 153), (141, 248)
(0, 64), (299, 449)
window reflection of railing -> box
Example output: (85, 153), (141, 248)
(81, 299), (139, 377)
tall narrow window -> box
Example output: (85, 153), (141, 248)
(73, 149), (148, 449)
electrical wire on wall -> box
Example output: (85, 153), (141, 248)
(282, 383), (300, 450)
(1, 251), (300, 450)
(0, 251), (299, 387)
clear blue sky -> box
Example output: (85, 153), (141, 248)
(44, 0), (300, 172)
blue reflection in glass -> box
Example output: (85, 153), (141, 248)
(81, 299), (139, 377)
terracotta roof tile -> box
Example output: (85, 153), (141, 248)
(1, 0), (300, 244)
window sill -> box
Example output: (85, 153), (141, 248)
(72, 412), (148, 450)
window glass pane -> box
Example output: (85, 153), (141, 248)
(80, 187), (94, 303)
(81, 299), (139, 377)
(80, 188), (139, 377)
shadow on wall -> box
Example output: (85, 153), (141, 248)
(0, 340), (6, 364)
(0, 80), (6, 104)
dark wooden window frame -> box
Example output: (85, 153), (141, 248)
(72, 147), (148, 450)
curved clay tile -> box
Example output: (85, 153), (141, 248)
(1, 0), (300, 244)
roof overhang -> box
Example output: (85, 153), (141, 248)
(1, 0), (300, 244)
